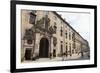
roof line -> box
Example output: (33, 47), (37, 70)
(53, 11), (87, 42)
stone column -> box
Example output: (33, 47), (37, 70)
(50, 36), (53, 59)
(32, 33), (40, 59)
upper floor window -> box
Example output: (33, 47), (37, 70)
(72, 32), (75, 41)
(65, 31), (68, 39)
(60, 27), (63, 36)
(69, 32), (71, 40)
(61, 41), (63, 43)
(29, 12), (36, 24)
(69, 43), (71, 50)
(54, 22), (57, 33)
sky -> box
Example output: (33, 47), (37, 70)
(57, 11), (90, 44)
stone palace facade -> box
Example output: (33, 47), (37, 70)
(21, 10), (90, 61)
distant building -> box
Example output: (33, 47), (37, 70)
(21, 10), (90, 61)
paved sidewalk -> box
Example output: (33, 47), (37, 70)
(23, 54), (89, 63)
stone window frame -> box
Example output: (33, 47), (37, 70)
(69, 43), (72, 56)
(60, 27), (63, 36)
(65, 31), (68, 39)
(66, 43), (68, 55)
(29, 11), (36, 24)
(69, 32), (71, 40)
(60, 41), (63, 56)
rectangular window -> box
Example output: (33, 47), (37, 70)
(66, 43), (68, 55)
(69, 43), (72, 56)
(61, 41), (63, 43)
(69, 32), (71, 40)
(66, 32), (67, 39)
(72, 49), (74, 54)
(72, 33), (75, 41)
(60, 28), (63, 36)
(29, 12), (36, 24)
(61, 45), (63, 56)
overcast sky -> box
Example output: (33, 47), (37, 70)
(57, 11), (90, 44)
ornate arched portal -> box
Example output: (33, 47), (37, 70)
(39, 38), (49, 58)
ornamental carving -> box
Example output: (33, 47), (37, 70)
(36, 17), (45, 28)
(48, 26), (54, 34)
(45, 17), (50, 27)
(48, 26), (56, 34)
(53, 25), (57, 33)
(24, 29), (34, 40)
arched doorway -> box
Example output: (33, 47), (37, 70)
(39, 38), (49, 58)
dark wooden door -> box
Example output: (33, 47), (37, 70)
(25, 49), (31, 60)
(39, 38), (49, 58)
